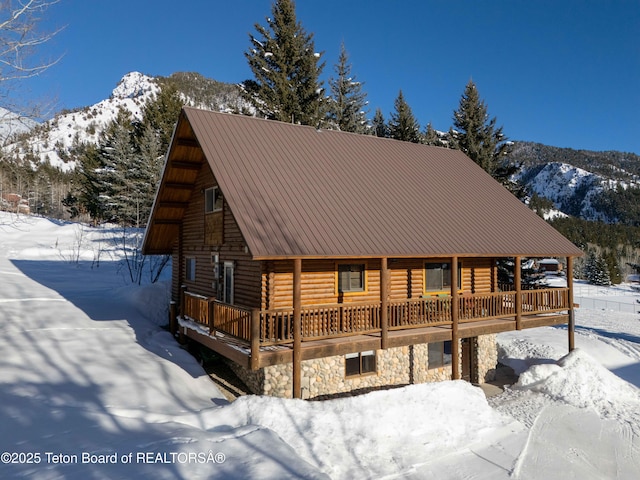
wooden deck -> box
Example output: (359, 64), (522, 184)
(177, 289), (572, 370)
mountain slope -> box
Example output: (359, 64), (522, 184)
(2, 72), (247, 171)
(510, 141), (640, 225)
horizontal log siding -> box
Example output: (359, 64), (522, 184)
(263, 259), (382, 309)
(262, 258), (497, 309)
(389, 259), (424, 300)
(462, 258), (494, 294)
(180, 164), (261, 308)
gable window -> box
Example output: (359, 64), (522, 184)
(205, 186), (223, 213)
(425, 262), (461, 293)
(345, 351), (376, 377)
(186, 257), (196, 282)
(428, 341), (452, 369)
(338, 263), (365, 293)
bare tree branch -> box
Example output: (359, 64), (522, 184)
(0, 0), (63, 117)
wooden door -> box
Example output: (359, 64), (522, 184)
(461, 337), (477, 383)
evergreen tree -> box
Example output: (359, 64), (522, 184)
(424, 122), (445, 147)
(131, 121), (164, 227)
(372, 108), (388, 138)
(326, 42), (369, 133)
(388, 90), (421, 143)
(452, 80), (520, 192)
(584, 250), (611, 286)
(243, 0), (325, 126)
(74, 142), (106, 223)
(98, 108), (137, 224)
(137, 84), (184, 153)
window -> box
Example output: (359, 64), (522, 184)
(428, 341), (452, 369)
(205, 187), (223, 213)
(186, 257), (196, 282)
(338, 263), (365, 293)
(345, 351), (376, 377)
(425, 262), (461, 292)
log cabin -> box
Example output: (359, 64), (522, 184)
(142, 107), (583, 399)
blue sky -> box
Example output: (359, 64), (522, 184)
(23, 0), (640, 153)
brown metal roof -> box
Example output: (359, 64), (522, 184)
(143, 107), (583, 259)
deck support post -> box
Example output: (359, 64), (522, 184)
(514, 256), (522, 330)
(250, 308), (261, 370)
(451, 256), (460, 380)
(293, 258), (302, 399)
(380, 257), (389, 350)
(567, 256), (575, 351)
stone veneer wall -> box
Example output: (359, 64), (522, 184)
(228, 334), (497, 399)
(476, 334), (498, 382)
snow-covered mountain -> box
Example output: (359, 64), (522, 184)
(1, 71), (246, 172)
(518, 162), (604, 220)
(2, 72), (159, 171)
(511, 142), (640, 224)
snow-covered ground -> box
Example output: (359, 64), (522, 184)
(1, 212), (639, 479)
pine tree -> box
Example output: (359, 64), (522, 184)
(326, 42), (369, 133)
(137, 84), (184, 153)
(388, 90), (421, 143)
(74, 143), (106, 223)
(584, 250), (611, 286)
(424, 122), (445, 147)
(98, 108), (137, 224)
(372, 108), (388, 138)
(452, 80), (519, 191)
(131, 121), (164, 227)
(243, 0), (325, 126)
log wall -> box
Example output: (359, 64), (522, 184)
(262, 257), (496, 309)
(177, 165), (261, 308)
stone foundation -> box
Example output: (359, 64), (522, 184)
(476, 334), (498, 383)
(229, 335), (497, 399)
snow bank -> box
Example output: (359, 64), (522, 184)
(516, 349), (640, 432)
(199, 381), (521, 479)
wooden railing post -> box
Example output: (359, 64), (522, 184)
(208, 300), (215, 335)
(381, 257), (389, 350)
(514, 256), (522, 330)
(251, 308), (260, 370)
(567, 256), (575, 351)
(451, 256), (460, 380)
(180, 285), (186, 318)
(293, 258), (302, 399)
(169, 301), (177, 336)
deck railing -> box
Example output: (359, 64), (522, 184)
(521, 288), (569, 314)
(389, 296), (452, 329)
(212, 301), (252, 342)
(181, 288), (570, 346)
(182, 291), (251, 342)
(260, 302), (382, 345)
(182, 291), (210, 324)
(458, 291), (517, 323)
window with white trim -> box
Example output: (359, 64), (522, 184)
(425, 262), (461, 292)
(345, 350), (376, 377)
(338, 263), (365, 293)
(205, 186), (223, 213)
(428, 341), (452, 369)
